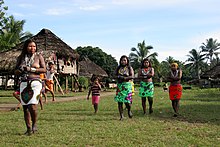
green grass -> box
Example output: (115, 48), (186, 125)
(0, 87), (219, 146)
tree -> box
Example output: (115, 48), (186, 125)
(200, 38), (220, 66)
(76, 46), (118, 78)
(0, 1), (32, 52)
(129, 40), (158, 72)
(165, 56), (176, 64)
(185, 49), (206, 79)
(0, 0), (8, 28)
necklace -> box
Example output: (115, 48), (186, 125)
(171, 70), (178, 78)
(25, 53), (36, 66)
(118, 66), (129, 75)
(142, 67), (151, 75)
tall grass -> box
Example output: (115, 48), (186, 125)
(0, 87), (219, 146)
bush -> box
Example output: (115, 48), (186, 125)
(78, 76), (89, 89)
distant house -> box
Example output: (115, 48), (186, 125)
(79, 57), (108, 78)
(0, 28), (109, 90)
(0, 28), (80, 89)
(200, 63), (220, 88)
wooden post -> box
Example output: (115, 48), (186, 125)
(54, 75), (64, 95)
(71, 75), (74, 91)
(65, 75), (68, 92)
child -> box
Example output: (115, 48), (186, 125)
(87, 77), (102, 114)
(13, 88), (21, 110)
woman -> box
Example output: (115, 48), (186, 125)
(15, 39), (46, 135)
(138, 58), (154, 114)
(114, 55), (134, 120)
(167, 63), (182, 117)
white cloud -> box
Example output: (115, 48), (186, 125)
(44, 8), (72, 16)
(111, 0), (199, 8)
(189, 30), (220, 48)
(18, 3), (34, 8)
(79, 5), (103, 11)
(12, 12), (25, 17)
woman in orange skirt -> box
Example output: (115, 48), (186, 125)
(167, 63), (182, 117)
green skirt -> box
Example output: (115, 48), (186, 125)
(115, 82), (132, 103)
(139, 81), (154, 98)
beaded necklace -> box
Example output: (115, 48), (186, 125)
(25, 53), (36, 67)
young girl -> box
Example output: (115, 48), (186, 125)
(115, 55), (134, 120)
(87, 77), (102, 113)
(167, 63), (182, 117)
(138, 58), (154, 114)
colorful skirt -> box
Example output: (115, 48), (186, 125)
(115, 82), (132, 103)
(139, 81), (154, 98)
(20, 79), (42, 105)
(169, 84), (182, 100)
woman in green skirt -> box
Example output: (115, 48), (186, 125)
(138, 58), (154, 114)
(115, 55), (134, 120)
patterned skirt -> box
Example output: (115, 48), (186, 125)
(169, 84), (182, 100)
(115, 82), (132, 103)
(20, 79), (42, 105)
(139, 81), (154, 98)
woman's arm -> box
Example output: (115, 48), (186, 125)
(147, 68), (154, 78)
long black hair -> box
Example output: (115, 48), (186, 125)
(16, 39), (37, 69)
(116, 55), (131, 75)
(141, 58), (152, 68)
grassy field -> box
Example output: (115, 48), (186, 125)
(0, 87), (219, 147)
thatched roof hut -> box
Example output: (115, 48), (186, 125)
(79, 57), (108, 78)
(201, 63), (220, 79)
(0, 28), (79, 76)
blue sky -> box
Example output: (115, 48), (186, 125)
(4, 0), (220, 62)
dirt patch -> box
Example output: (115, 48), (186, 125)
(0, 91), (115, 112)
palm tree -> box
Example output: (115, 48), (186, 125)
(165, 56), (176, 64)
(0, 15), (32, 51)
(200, 38), (220, 65)
(129, 40), (158, 71)
(185, 49), (206, 79)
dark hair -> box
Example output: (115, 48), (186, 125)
(116, 55), (131, 75)
(16, 39), (37, 69)
(119, 55), (130, 66)
(141, 58), (152, 68)
(21, 39), (37, 55)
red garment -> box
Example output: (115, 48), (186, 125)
(169, 84), (182, 100)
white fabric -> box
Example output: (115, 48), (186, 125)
(20, 80), (42, 105)
(46, 70), (54, 80)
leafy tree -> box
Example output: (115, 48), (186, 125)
(200, 38), (220, 66)
(76, 46), (118, 78)
(0, 1), (32, 52)
(129, 40), (158, 72)
(185, 49), (206, 79)
(0, 0), (8, 28)
(165, 56), (176, 64)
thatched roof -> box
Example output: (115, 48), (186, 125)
(79, 58), (108, 77)
(0, 28), (79, 75)
(201, 63), (220, 79)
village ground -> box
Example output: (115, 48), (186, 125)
(0, 87), (219, 146)
(0, 90), (115, 111)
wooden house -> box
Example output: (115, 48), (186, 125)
(0, 28), (80, 90)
